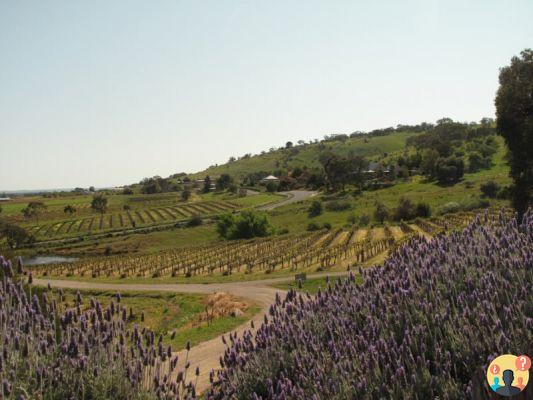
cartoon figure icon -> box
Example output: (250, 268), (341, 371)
(516, 377), (525, 391)
(487, 354), (530, 397)
(491, 376), (501, 391)
(496, 370), (522, 396)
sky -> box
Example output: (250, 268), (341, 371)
(1, 1), (532, 191)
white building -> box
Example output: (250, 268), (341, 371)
(260, 175), (279, 184)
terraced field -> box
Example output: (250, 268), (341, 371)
(23, 200), (238, 240)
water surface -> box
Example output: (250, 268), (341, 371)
(21, 256), (78, 266)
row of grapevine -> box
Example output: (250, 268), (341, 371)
(33, 227), (399, 279)
(25, 200), (237, 239)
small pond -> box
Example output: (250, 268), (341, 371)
(21, 256), (78, 266)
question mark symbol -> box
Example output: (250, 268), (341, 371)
(491, 364), (500, 374)
(515, 355), (531, 371)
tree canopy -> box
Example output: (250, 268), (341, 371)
(91, 194), (108, 214)
(216, 211), (271, 240)
(495, 48), (533, 216)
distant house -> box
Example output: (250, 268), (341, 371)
(0, 197), (11, 202)
(364, 162), (382, 174)
(363, 162), (396, 178)
(260, 175), (279, 184)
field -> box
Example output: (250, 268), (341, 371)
(1, 192), (281, 245)
(58, 288), (258, 350)
(31, 209), (486, 283)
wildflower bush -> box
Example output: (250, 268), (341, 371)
(0, 257), (197, 399)
(207, 210), (532, 399)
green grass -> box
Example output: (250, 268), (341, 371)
(199, 191), (283, 208)
(55, 288), (259, 350)
(230, 193), (284, 208)
(271, 275), (363, 294)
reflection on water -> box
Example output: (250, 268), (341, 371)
(21, 256), (78, 266)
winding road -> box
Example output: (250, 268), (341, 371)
(258, 190), (316, 210)
(33, 270), (348, 393)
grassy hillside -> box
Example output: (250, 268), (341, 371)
(188, 131), (420, 180)
(268, 135), (511, 233)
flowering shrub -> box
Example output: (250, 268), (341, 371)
(0, 257), (197, 399)
(207, 210), (532, 399)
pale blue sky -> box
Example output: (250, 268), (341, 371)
(1, 1), (532, 190)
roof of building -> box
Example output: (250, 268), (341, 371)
(262, 175), (279, 180)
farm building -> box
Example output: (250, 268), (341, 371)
(260, 175), (279, 184)
(0, 197), (11, 202)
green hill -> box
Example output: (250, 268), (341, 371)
(188, 130), (420, 181)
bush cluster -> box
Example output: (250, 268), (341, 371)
(216, 211), (271, 240)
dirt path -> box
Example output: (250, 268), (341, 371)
(33, 270), (348, 393)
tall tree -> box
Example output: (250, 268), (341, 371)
(216, 174), (232, 191)
(203, 176), (212, 193)
(91, 194), (108, 214)
(0, 223), (33, 249)
(319, 152), (366, 192)
(495, 49), (533, 217)
(181, 189), (191, 201)
(21, 201), (46, 223)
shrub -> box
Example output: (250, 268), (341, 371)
(216, 211), (271, 240)
(322, 222), (332, 230)
(207, 210), (532, 399)
(91, 194), (108, 214)
(415, 202), (431, 218)
(324, 200), (351, 212)
(266, 182), (278, 193)
(181, 189), (191, 201)
(308, 200), (323, 217)
(468, 151), (491, 172)
(306, 222), (321, 231)
(373, 201), (389, 224)
(187, 215), (203, 227)
(497, 185), (511, 199)
(392, 197), (416, 221)
(0, 223), (34, 249)
(358, 214), (370, 227)
(480, 180), (500, 198)
(435, 156), (464, 184)
(346, 214), (357, 225)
